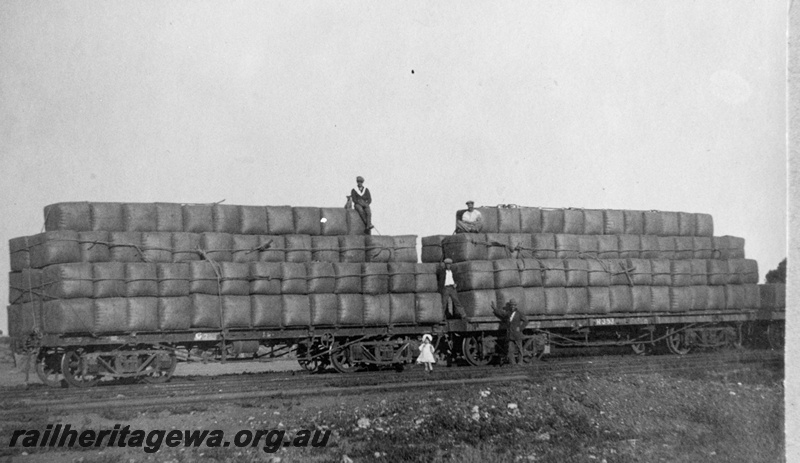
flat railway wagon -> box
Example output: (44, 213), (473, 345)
(6, 202), (785, 387)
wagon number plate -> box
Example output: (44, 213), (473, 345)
(194, 332), (221, 341)
(593, 318), (615, 326)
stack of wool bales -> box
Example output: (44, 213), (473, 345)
(422, 207), (771, 317)
(7, 202), (444, 337)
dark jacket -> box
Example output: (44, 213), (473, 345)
(350, 187), (371, 207)
(493, 303), (528, 341)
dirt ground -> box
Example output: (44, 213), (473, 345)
(0, 340), (785, 463)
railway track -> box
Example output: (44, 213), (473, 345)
(0, 348), (782, 417)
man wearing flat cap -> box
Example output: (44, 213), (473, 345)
(349, 176), (373, 234)
(492, 298), (528, 365)
(456, 200), (483, 233)
(438, 258), (467, 319)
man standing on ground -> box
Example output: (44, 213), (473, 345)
(456, 200), (483, 233)
(350, 176), (373, 234)
(439, 258), (467, 319)
(492, 299), (528, 365)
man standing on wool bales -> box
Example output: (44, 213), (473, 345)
(349, 176), (373, 234)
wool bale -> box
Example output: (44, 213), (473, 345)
(623, 210), (645, 235)
(696, 213), (714, 236)
(421, 235), (446, 263)
(689, 260), (708, 286)
(587, 259), (611, 286)
(392, 235), (418, 262)
(310, 293), (338, 326)
(610, 286), (634, 312)
(476, 207), (500, 233)
(240, 206), (269, 234)
(493, 259), (522, 289)
(221, 295), (252, 328)
(745, 284), (763, 309)
(182, 205), (214, 233)
(715, 236), (745, 259)
(519, 259), (543, 287)
(189, 261), (220, 295)
(334, 263), (362, 293)
(109, 232), (145, 262)
(201, 233), (233, 262)
(486, 234), (512, 260)
(460, 290), (497, 318)
(389, 293), (416, 324)
(497, 208), (522, 233)
(563, 209), (584, 234)
(155, 203), (184, 232)
(219, 262), (250, 295)
(92, 262), (126, 298)
(627, 259), (652, 286)
(126, 263), (159, 297)
(565, 287), (589, 314)
(266, 206), (295, 234)
(320, 208), (349, 236)
(415, 293), (444, 324)
(707, 286), (727, 310)
(657, 236), (676, 259)
(8, 269), (42, 304)
(532, 234), (557, 259)
(42, 263), (93, 299)
(639, 235), (660, 259)
(44, 202), (91, 231)
(678, 212), (697, 236)
(191, 294), (222, 329)
(540, 259), (567, 287)
(520, 207), (543, 233)
(706, 260), (729, 286)
(692, 237), (714, 259)
(650, 259), (671, 286)
(588, 287), (611, 314)
(94, 298), (128, 333)
(495, 287), (525, 312)
(42, 298), (95, 334)
(123, 203), (157, 232)
(337, 293), (364, 325)
(9, 236), (30, 272)
(642, 211), (663, 236)
(650, 287), (671, 312)
(544, 287), (568, 315)
(339, 235), (367, 263)
(541, 209), (565, 233)
(583, 210), (605, 235)
(442, 234), (489, 262)
(231, 235), (260, 263)
(508, 234), (534, 259)
(556, 234), (580, 259)
(158, 297), (192, 331)
(362, 263), (389, 294)
(564, 260), (589, 287)
(29, 231), (81, 269)
(75, 231), (110, 264)
(157, 263), (190, 297)
(307, 262), (336, 294)
(618, 235), (641, 259)
(294, 207), (322, 235)
(366, 236), (396, 263)
(603, 210), (624, 235)
(597, 235), (619, 259)
(345, 209), (366, 235)
(607, 259), (633, 286)
(171, 233), (201, 262)
(740, 259), (759, 284)
(364, 294), (391, 325)
(522, 287), (547, 315)
(725, 259), (744, 285)
(577, 235), (599, 258)
(256, 236), (285, 262)
(670, 261), (692, 286)
(660, 211), (680, 236)
(673, 237), (694, 260)
(632, 286), (652, 312)
(759, 284), (786, 309)
(250, 262), (283, 295)
(141, 232), (172, 263)
(128, 297), (160, 331)
(210, 204), (240, 234)
(252, 295), (283, 327)
(389, 262), (417, 293)
(90, 203), (125, 231)
(690, 286), (710, 311)
(452, 261), (495, 291)
(669, 287), (693, 312)
(284, 234), (312, 263)
(415, 263), (439, 293)
(281, 262), (308, 294)
(311, 236), (340, 263)
(724, 285), (745, 310)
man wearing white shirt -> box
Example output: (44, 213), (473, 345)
(439, 258), (467, 319)
(456, 200), (483, 233)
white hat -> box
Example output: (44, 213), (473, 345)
(422, 334), (432, 342)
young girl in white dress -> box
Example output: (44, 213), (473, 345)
(416, 334), (436, 373)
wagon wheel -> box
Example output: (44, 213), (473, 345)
(723, 326), (743, 349)
(297, 343), (328, 372)
(664, 327), (691, 356)
(520, 338), (541, 364)
(461, 336), (493, 366)
(36, 353), (65, 388)
(329, 342), (357, 374)
(630, 330), (652, 356)
(142, 352), (177, 384)
(767, 322), (784, 351)
(61, 350), (101, 388)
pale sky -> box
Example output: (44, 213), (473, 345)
(0, 1), (787, 335)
